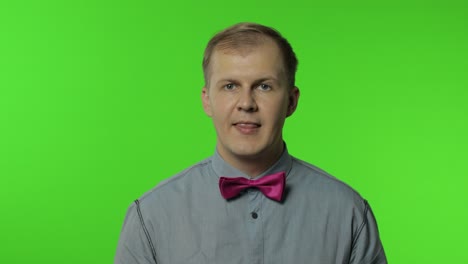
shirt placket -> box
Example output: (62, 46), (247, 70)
(247, 188), (264, 264)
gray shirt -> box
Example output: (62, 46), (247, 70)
(115, 148), (387, 264)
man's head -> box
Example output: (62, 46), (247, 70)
(203, 22), (298, 89)
(201, 22), (300, 176)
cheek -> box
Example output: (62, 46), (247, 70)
(212, 94), (235, 113)
(269, 97), (289, 114)
(211, 101), (230, 123)
(266, 100), (289, 127)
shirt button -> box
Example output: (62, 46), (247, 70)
(251, 212), (258, 219)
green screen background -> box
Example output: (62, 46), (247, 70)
(1, 1), (467, 263)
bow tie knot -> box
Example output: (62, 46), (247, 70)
(219, 171), (286, 202)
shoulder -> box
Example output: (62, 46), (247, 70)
(137, 157), (213, 207)
(289, 156), (367, 211)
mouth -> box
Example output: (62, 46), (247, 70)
(233, 121), (261, 134)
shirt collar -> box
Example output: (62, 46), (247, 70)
(211, 144), (293, 179)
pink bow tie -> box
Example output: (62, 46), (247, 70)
(219, 171), (286, 202)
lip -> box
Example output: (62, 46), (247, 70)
(233, 121), (261, 135)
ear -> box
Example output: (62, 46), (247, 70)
(286, 86), (300, 117)
(201, 87), (213, 117)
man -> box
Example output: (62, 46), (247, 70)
(115, 22), (387, 264)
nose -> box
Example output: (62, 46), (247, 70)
(237, 89), (258, 112)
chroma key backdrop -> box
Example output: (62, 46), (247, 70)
(1, 1), (467, 263)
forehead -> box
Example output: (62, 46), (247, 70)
(209, 39), (286, 82)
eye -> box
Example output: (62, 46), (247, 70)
(224, 83), (236, 90)
(258, 84), (271, 91)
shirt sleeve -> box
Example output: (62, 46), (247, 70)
(114, 201), (158, 264)
(349, 200), (387, 264)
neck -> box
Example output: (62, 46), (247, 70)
(218, 143), (285, 178)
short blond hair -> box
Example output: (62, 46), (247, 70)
(202, 22), (298, 88)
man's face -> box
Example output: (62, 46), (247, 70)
(202, 38), (299, 167)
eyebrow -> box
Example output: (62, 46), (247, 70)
(215, 77), (279, 86)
